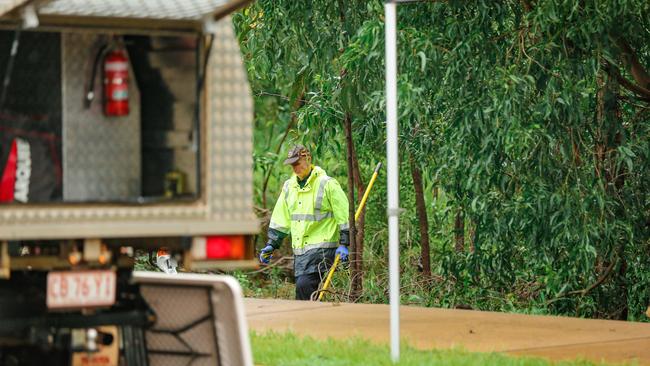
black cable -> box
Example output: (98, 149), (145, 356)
(0, 27), (21, 111)
(198, 34), (214, 93)
(84, 43), (109, 109)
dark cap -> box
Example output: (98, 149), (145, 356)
(283, 144), (310, 165)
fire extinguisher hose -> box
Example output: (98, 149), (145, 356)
(84, 43), (109, 109)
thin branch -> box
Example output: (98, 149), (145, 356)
(618, 95), (650, 109)
(604, 62), (650, 101)
(255, 91), (310, 105)
(615, 36), (650, 89)
(490, 25), (527, 43)
(400, 275), (443, 291)
(567, 256), (618, 297)
(260, 88), (305, 208)
(545, 255), (619, 306)
(519, 31), (561, 78)
(248, 256), (293, 274)
(255, 91), (345, 119)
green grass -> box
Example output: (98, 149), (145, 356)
(250, 331), (625, 366)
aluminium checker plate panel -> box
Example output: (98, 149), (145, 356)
(0, 16), (258, 240)
(62, 32), (141, 202)
(206, 14), (255, 225)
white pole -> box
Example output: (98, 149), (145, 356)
(384, 1), (400, 363)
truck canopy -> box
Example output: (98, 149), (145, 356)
(0, 0), (258, 241)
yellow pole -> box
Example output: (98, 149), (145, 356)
(318, 162), (382, 301)
(355, 163), (381, 222)
(317, 254), (340, 300)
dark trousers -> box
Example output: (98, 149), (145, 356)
(295, 272), (325, 300)
(294, 248), (335, 300)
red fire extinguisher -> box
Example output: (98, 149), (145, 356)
(103, 49), (129, 116)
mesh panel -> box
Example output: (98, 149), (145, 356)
(141, 284), (219, 366)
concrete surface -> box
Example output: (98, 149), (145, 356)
(245, 298), (650, 365)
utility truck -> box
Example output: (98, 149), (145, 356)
(0, 1), (256, 364)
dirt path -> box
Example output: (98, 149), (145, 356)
(245, 298), (650, 365)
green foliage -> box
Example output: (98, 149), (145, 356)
(234, 1), (650, 320)
(235, 269), (295, 299)
(251, 331), (617, 366)
(134, 251), (157, 272)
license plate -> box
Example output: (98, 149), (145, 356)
(47, 270), (116, 309)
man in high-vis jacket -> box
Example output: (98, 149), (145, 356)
(259, 144), (350, 300)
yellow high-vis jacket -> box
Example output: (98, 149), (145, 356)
(269, 166), (349, 255)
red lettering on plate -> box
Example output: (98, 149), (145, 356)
(60, 276), (68, 298)
(93, 355), (109, 363)
(49, 276), (58, 299)
(75, 276), (81, 297)
(81, 277), (90, 297)
(95, 275), (102, 296)
(105, 275), (111, 297)
(47, 271), (115, 309)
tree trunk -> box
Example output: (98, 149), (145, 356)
(410, 158), (431, 278)
(596, 64), (627, 320)
(454, 207), (465, 252)
(344, 112), (360, 300)
(468, 219), (476, 253)
(351, 142), (365, 295)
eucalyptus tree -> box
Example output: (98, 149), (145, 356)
(393, 1), (650, 319)
(235, 0), (650, 319)
(234, 1), (380, 297)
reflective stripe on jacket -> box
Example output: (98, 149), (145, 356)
(269, 166), (349, 256)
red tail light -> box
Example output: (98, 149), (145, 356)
(192, 235), (245, 260)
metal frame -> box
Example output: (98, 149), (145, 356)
(145, 286), (215, 363)
(133, 272), (253, 366)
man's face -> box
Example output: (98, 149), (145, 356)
(291, 157), (311, 179)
